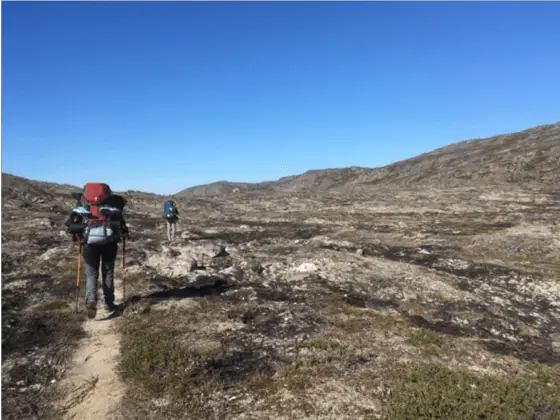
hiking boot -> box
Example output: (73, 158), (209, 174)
(86, 300), (97, 319)
(104, 302), (117, 312)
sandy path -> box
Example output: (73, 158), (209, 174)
(58, 275), (126, 420)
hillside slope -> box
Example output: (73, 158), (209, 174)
(175, 122), (560, 197)
(174, 180), (278, 198)
(358, 121), (560, 189)
(1, 173), (79, 204)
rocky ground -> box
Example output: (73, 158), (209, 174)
(2, 178), (560, 419)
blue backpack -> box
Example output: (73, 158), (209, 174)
(163, 200), (177, 219)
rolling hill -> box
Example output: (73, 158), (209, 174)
(175, 121), (560, 197)
(2, 121), (558, 200)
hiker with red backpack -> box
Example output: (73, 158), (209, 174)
(65, 183), (129, 319)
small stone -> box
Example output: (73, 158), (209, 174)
(161, 246), (180, 259)
(38, 218), (54, 227)
(181, 230), (199, 240)
(152, 398), (170, 407)
(518, 324), (540, 338)
(550, 333), (560, 354)
(186, 256), (198, 272)
(249, 261), (264, 274)
(221, 266), (244, 282)
(295, 262), (318, 273)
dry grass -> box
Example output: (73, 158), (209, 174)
(2, 303), (86, 420)
(117, 298), (560, 419)
(384, 362), (560, 420)
(406, 327), (446, 349)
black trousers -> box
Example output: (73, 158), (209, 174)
(83, 242), (118, 305)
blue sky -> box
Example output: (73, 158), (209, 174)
(2, 1), (560, 194)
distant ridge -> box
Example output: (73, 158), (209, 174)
(175, 121), (560, 197)
(3, 122), (558, 199)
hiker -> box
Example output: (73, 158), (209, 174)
(162, 199), (179, 242)
(65, 183), (129, 319)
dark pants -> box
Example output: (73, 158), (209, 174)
(83, 243), (118, 306)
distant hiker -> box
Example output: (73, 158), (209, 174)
(162, 199), (179, 242)
(65, 183), (129, 319)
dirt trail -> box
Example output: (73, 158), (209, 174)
(58, 277), (125, 420)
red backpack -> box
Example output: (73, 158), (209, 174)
(80, 183), (127, 245)
(83, 183), (112, 215)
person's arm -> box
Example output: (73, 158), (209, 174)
(65, 212), (76, 242)
(64, 211), (76, 228)
(65, 211), (85, 241)
(65, 211), (84, 229)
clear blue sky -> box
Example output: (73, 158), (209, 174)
(3, 1), (560, 194)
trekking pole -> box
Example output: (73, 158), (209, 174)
(122, 237), (127, 307)
(75, 241), (82, 313)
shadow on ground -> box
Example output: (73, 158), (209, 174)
(126, 275), (235, 307)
